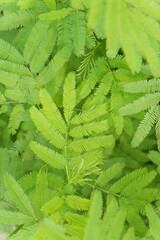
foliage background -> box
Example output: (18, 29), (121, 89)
(1, 0), (160, 239)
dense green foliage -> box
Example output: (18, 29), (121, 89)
(0, 0), (160, 239)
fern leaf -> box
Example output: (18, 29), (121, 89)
(4, 174), (35, 217)
(126, 0), (160, 21)
(106, 207), (126, 240)
(0, 60), (30, 76)
(0, 70), (20, 88)
(13, 24), (34, 53)
(8, 104), (25, 135)
(35, 167), (49, 213)
(111, 84), (124, 135)
(124, 79), (160, 93)
(0, 210), (33, 225)
(119, 93), (160, 116)
(30, 141), (66, 169)
(30, 106), (65, 149)
(96, 162), (125, 187)
(39, 89), (66, 134)
(156, 107), (160, 151)
(70, 120), (108, 138)
(121, 170), (157, 196)
(129, 10), (160, 77)
(76, 58), (107, 102)
(41, 219), (71, 240)
(0, 38), (23, 64)
(63, 72), (76, 123)
(69, 135), (115, 152)
(6, 225), (37, 240)
(43, 0), (56, 10)
(83, 191), (102, 240)
(30, 24), (57, 73)
(131, 106), (158, 148)
(119, 1), (142, 73)
(71, 103), (107, 125)
(23, 20), (50, 64)
(122, 227), (135, 240)
(37, 47), (71, 86)
(39, 8), (72, 20)
(5, 89), (40, 104)
(57, 15), (72, 49)
(70, 11), (86, 56)
(17, 0), (38, 9)
(64, 211), (86, 227)
(145, 204), (160, 240)
(66, 195), (90, 211)
(0, 10), (37, 31)
(110, 168), (148, 194)
(105, 0), (121, 58)
(41, 196), (63, 213)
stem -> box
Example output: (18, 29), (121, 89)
(86, 183), (126, 199)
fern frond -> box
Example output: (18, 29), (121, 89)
(0, 60), (30, 76)
(122, 227), (135, 240)
(126, 0), (160, 21)
(63, 72), (76, 123)
(8, 104), (25, 135)
(69, 135), (115, 152)
(120, 93), (160, 116)
(148, 150), (160, 165)
(0, 38), (23, 64)
(70, 11), (86, 56)
(41, 219), (70, 240)
(145, 204), (160, 240)
(35, 167), (49, 212)
(30, 141), (66, 169)
(4, 174), (35, 217)
(118, 1), (142, 73)
(129, 10), (160, 77)
(131, 106), (158, 148)
(19, 171), (37, 191)
(71, 103), (107, 125)
(39, 8), (72, 20)
(64, 212), (86, 227)
(105, 0), (121, 58)
(111, 84), (124, 135)
(106, 207), (126, 240)
(30, 106), (65, 149)
(6, 225), (37, 240)
(39, 89), (66, 134)
(76, 58), (107, 102)
(57, 15), (72, 49)
(0, 210), (33, 225)
(41, 196), (63, 213)
(96, 162), (125, 187)
(0, 70), (20, 88)
(69, 120), (108, 138)
(13, 24), (34, 53)
(83, 191), (102, 240)
(23, 20), (50, 64)
(30, 24), (57, 73)
(124, 79), (160, 93)
(156, 107), (160, 151)
(37, 47), (71, 86)
(0, 10), (37, 31)
(121, 170), (157, 196)
(5, 89), (40, 104)
(43, 0), (56, 10)
(110, 168), (148, 194)
(66, 195), (90, 211)
(17, 0), (38, 9)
